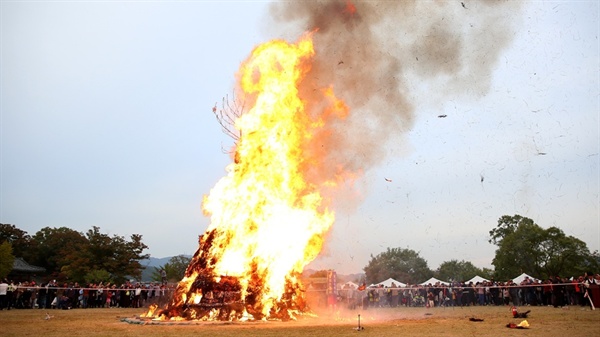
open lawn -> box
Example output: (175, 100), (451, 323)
(1, 305), (598, 337)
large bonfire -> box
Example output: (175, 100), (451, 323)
(147, 34), (349, 321)
(143, 0), (522, 322)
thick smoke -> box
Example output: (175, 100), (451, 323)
(266, 0), (523, 184)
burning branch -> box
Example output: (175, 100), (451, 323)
(212, 94), (245, 151)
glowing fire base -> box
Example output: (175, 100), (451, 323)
(142, 229), (310, 322)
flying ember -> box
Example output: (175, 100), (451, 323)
(147, 34), (349, 321)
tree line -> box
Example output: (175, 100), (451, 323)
(362, 215), (599, 284)
(2, 214), (598, 286)
(0, 224), (148, 284)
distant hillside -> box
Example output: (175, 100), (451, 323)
(139, 256), (191, 282)
(141, 256), (173, 268)
(140, 259), (363, 283)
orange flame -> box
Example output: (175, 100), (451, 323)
(165, 33), (350, 320)
(344, 1), (357, 15)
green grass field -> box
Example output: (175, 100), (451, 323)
(1, 305), (598, 337)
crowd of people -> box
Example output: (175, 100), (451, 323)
(338, 272), (599, 310)
(0, 279), (175, 311)
(1, 272), (598, 312)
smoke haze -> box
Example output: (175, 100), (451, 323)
(266, 0), (523, 181)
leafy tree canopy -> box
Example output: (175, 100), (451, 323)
(0, 223), (33, 261)
(490, 215), (598, 280)
(488, 215), (534, 246)
(5, 224), (149, 284)
(363, 247), (432, 285)
(84, 269), (113, 284)
(0, 241), (15, 279)
(436, 259), (485, 283)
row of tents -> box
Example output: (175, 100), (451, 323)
(341, 273), (535, 290)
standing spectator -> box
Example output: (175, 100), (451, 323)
(82, 285), (90, 308)
(105, 289), (112, 308)
(455, 284), (463, 306)
(6, 280), (16, 310)
(552, 276), (564, 307)
(535, 280), (543, 306)
(543, 279), (553, 306)
(426, 289), (435, 308)
(508, 281), (520, 306)
(30, 282), (38, 308)
(582, 271), (597, 309)
(119, 285), (130, 308)
(476, 282), (485, 306)
(132, 284), (142, 308)
(67, 283), (79, 309)
(37, 283), (47, 309)
(18, 282), (33, 308)
(502, 285), (510, 305)
(491, 281), (501, 305)
(96, 285), (104, 308)
(390, 283), (399, 307)
(0, 279), (8, 310)
(161, 269), (167, 285)
(46, 280), (57, 309)
(110, 285), (118, 307)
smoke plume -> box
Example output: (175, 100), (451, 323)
(265, 0), (523, 183)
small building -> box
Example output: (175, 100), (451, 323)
(8, 257), (46, 282)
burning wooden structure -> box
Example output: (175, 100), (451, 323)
(151, 230), (309, 321)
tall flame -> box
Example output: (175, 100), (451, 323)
(162, 33), (349, 320)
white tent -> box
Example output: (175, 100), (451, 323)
(465, 275), (489, 284)
(340, 281), (359, 290)
(375, 277), (407, 287)
(512, 273), (536, 284)
(419, 277), (450, 286)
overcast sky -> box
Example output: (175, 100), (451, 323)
(1, 1), (598, 276)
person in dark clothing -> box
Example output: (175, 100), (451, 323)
(0, 279), (8, 310)
(37, 284), (47, 309)
(552, 276), (564, 307)
(582, 271), (598, 309)
(46, 281), (57, 309)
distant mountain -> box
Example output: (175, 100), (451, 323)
(139, 258), (363, 283)
(141, 256), (173, 268)
(139, 256), (191, 282)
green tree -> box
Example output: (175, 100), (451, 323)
(29, 226), (149, 284)
(84, 269), (113, 284)
(488, 215), (534, 245)
(151, 255), (191, 283)
(86, 226), (113, 271)
(363, 247), (432, 285)
(82, 226), (149, 284)
(0, 241), (15, 279)
(490, 215), (598, 280)
(31, 226), (89, 280)
(535, 227), (597, 277)
(436, 259), (483, 282)
(0, 223), (33, 261)
(109, 233), (149, 283)
(480, 267), (494, 280)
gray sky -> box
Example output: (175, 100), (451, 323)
(1, 1), (598, 275)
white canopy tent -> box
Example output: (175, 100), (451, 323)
(465, 275), (490, 284)
(340, 281), (359, 290)
(512, 273), (536, 284)
(375, 277), (407, 288)
(419, 277), (450, 286)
